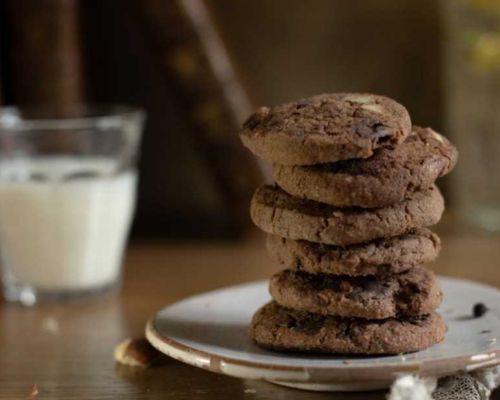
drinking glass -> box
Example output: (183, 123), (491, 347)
(0, 105), (145, 305)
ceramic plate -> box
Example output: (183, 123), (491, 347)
(146, 277), (500, 391)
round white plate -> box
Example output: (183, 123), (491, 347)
(146, 277), (500, 391)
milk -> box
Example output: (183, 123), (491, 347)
(0, 157), (136, 292)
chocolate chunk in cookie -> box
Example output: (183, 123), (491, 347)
(273, 126), (458, 207)
(240, 93), (411, 165)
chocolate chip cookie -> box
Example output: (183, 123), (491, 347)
(273, 126), (458, 207)
(251, 185), (444, 246)
(269, 267), (442, 319)
(250, 302), (446, 354)
(240, 93), (411, 165)
(266, 228), (440, 276)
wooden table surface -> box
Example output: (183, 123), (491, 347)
(0, 230), (499, 399)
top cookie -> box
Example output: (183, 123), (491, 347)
(273, 126), (458, 207)
(240, 93), (412, 165)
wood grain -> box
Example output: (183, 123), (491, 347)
(0, 231), (498, 399)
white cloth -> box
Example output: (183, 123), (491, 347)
(388, 367), (500, 400)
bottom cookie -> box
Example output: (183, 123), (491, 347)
(250, 302), (446, 355)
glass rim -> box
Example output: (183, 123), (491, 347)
(0, 104), (146, 132)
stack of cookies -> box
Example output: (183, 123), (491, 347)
(239, 93), (458, 355)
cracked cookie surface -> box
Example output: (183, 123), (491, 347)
(269, 266), (442, 319)
(266, 228), (440, 276)
(250, 185), (444, 246)
(240, 93), (411, 165)
(273, 126), (458, 207)
(250, 302), (446, 354)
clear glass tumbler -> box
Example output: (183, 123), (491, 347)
(0, 106), (145, 305)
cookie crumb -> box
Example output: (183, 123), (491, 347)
(42, 317), (59, 334)
(473, 303), (488, 318)
(27, 384), (39, 398)
(114, 338), (165, 368)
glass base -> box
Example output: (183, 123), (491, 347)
(3, 280), (120, 306)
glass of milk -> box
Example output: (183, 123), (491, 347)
(0, 106), (144, 305)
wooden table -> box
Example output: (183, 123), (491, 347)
(0, 231), (499, 399)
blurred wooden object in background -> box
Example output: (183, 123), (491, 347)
(137, 0), (263, 236)
(1, 0), (85, 108)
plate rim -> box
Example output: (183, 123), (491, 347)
(146, 277), (500, 383)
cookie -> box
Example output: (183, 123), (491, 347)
(266, 228), (440, 276)
(240, 93), (411, 165)
(250, 185), (444, 246)
(250, 302), (446, 354)
(273, 126), (458, 207)
(269, 266), (442, 319)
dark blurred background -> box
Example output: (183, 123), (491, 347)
(0, 0), (498, 238)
